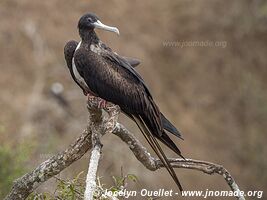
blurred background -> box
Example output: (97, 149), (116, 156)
(0, 0), (267, 199)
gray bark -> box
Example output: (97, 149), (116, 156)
(5, 98), (245, 200)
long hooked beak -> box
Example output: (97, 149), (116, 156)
(93, 20), (120, 35)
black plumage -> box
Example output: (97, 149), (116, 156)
(64, 40), (141, 95)
(64, 13), (184, 191)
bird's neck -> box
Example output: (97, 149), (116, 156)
(79, 29), (99, 44)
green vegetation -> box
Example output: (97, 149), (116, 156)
(27, 172), (138, 200)
(0, 144), (29, 198)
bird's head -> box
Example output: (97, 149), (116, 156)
(78, 13), (120, 36)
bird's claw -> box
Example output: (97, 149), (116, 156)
(98, 99), (107, 109)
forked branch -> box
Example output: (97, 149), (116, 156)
(4, 99), (244, 200)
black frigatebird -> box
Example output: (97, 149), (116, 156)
(64, 13), (184, 191)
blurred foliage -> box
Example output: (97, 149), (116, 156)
(0, 144), (30, 198)
(27, 171), (138, 200)
(28, 172), (85, 200)
(111, 173), (138, 192)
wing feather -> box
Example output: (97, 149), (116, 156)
(73, 46), (184, 191)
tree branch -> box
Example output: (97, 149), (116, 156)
(84, 137), (102, 200)
(84, 98), (120, 200)
(84, 105), (102, 200)
(5, 99), (244, 200)
(113, 123), (245, 200)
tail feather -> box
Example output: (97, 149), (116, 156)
(160, 113), (183, 140)
(156, 131), (184, 159)
(132, 115), (183, 192)
(141, 113), (184, 157)
(122, 109), (184, 158)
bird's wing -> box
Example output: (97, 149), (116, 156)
(74, 48), (183, 190)
(160, 113), (183, 139)
(100, 42), (140, 67)
(74, 47), (163, 140)
(122, 56), (140, 67)
(74, 48), (152, 112)
(64, 40), (87, 95)
(64, 40), (78, 70)
(107, 51), (183, 140)
(102, 50), (152, 97)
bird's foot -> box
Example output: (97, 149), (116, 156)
(87, 93), (107, 109)
(98, 99), (107, 109)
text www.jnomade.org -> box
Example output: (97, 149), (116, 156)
(163, 40), (227, 48)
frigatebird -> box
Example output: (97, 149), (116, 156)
(64, 13), (184, 191)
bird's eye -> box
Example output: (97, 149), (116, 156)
(87, 18), (93, 23)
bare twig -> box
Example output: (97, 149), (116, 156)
(5, 100), (244, 200)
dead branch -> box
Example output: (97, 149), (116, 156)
(113, 123), (245, 200)
(84, 98), (120, 200)
(4, 99), (244, 200)
(84, 136), (102, 200)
